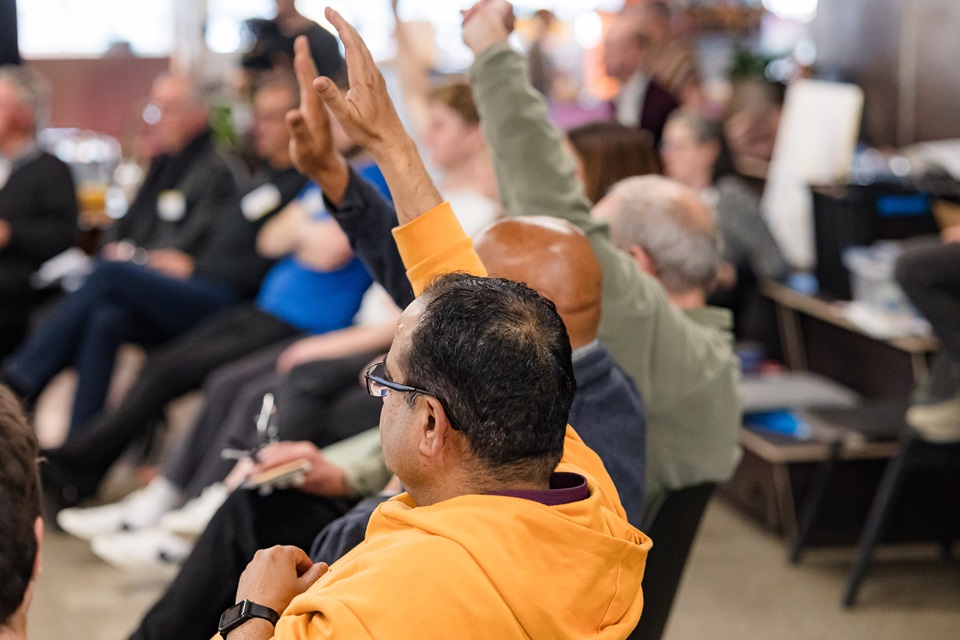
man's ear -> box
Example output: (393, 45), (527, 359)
(417, 395), (455, 460)
(628, 244), (657, 277)
(33, 516), (43, 580)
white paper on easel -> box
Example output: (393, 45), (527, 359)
(760, 79), (864, 270)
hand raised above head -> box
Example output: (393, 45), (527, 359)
(287, 35), (338, 179)
(462, 0), (515, 55)
(311, 7), (408, 158)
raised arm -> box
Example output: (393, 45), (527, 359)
(309, 8), (442, 225)
(286, 35), (412, 307)
(289, 9), (485, 297)
(463, 1), (656, 312)
(463, 2), (595, 231)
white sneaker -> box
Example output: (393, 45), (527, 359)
(90, 528), (193, 570)
(159, 483), (230, 537)
(906, 397), (960, 442)
(58, 501), (132, 541)
(57, 477), (184, 540)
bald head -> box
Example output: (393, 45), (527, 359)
(593, 175), (720, 297)
(474, 217), (602, 350)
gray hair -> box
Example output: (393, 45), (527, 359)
(605, 175), (721, 294)
(0, 65), (51, 132)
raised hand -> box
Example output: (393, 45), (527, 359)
(312, 8), (408, 159)
(286, 35), (348, 199)
(462, 0), (515, 55)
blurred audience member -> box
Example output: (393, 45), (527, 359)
(422, 82), (499, 234)
(0, 385), (42, 640)
(660, 110), (789, 315)
(102, 74), (231, 255)
(567, 121), (660, 204)
(526, 9), (556, 98)
(724, 77), (784, 176)
(36, 167), (376, 519)
(0, 77), (302, 432)
(604, 9), (679, 145)
(390, 5), (500, 235)
(638, 1), (703, 108)
(241, 0), (345, 87)
(0, 66), (77, 358)
(896, 227), (960, 442)
(56, 289), (399, 549)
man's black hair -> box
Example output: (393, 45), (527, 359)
(0, 386), (40, 626)
(404, 273), (575, 484)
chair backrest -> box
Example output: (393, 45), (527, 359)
(629, 482), (716, 640)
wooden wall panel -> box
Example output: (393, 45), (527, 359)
(813, 0), (960, 146)
(908, 1), (960, 142)
(27, 57), (170, 149)
(811, 0), (901, 147)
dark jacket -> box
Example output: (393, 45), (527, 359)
(105, 130), (237, 255)
(639, 79), (680, 147)
(0, 150), (77, 301)
(193, 165), (308, 298)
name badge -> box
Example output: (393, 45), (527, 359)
(241, 183), (283, 221)
(157, 190), (187, 222)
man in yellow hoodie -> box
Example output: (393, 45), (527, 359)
(217, 7), (650, 640)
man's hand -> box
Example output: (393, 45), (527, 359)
(236, 545), (329, 615)
(287, 36), (348, 189)
(0, 220), (10, 249)
(312, 8), (409, 159)
(462, 0), (515, 56)
(307, 7), (442, 224)
(253, 441), (350, 497)
(146, 249), (195, 279)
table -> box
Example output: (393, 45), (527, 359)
(761, 280), (937, 398)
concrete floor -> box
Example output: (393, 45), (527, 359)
(28, 498), (960, 640)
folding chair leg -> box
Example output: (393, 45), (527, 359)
(842, 434), (917, 608)
(791, 441), (841, 563)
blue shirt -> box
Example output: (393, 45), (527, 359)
(256, 164), (390, 334)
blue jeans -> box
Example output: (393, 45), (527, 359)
(2, 260), (241, 432)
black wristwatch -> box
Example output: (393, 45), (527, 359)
(218, 599), (280, 638)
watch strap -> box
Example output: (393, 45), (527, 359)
(219, 599), (280, 638)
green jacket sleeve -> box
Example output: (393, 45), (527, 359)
(469, 44), (660, 315)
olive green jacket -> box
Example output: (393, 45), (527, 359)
(470, 44), (742, 506)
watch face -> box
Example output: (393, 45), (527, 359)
(220, 602), (246, 629)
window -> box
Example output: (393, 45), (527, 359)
(18, 0), (174, 56)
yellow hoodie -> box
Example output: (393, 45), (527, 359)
(276, 427), (650, 639)
(270, 204), (651, 639)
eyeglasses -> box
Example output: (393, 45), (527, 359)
(364, 361), (463, 431)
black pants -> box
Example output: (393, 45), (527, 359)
(896, 239), (960, 400)
(44, 305), (303, 496)
(164, 350), (384, 497)
(129, 489), (354, 640)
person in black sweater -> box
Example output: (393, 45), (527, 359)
(0, 66), (77, 357)
(1, 77), (305, 432)
(241, 0), (345, 83)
